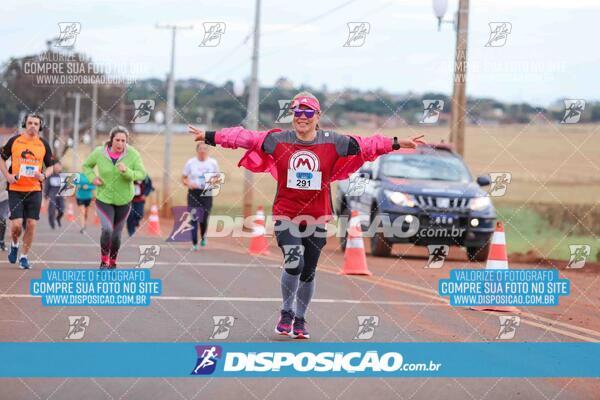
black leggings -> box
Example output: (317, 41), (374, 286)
(274, 220), (327, 282)
(96, 200), (131, 259)
(48, 196), (64, 229)
(188, 190), (212, 245)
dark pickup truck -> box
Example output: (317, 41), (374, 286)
(335, 143), (496, 261)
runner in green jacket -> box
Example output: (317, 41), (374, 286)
(82, 126), (146, 269)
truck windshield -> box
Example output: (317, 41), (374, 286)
(381, 153), (472, 182)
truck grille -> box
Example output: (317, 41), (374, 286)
(413, 195), (470, 211)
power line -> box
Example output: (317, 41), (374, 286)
(260, 0), (358, 36)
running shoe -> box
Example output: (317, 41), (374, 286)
(18, 256), (31, 270)
(108, 258), (117, 270)
(201, 238), (207, 247)
(99, 255), (109, 270)
(291, 317), (310, 339)
(275, 309), (295, 335)
(8, 244), (18, 264)
(0, 242), (6, 252)
(191, 244), (199, 251)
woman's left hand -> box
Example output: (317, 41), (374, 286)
(117, 163), (128, 173)
(399, 134), (427, 149)
(188, 125), (205, 142)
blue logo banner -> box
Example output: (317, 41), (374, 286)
(0, 343), (599, 378)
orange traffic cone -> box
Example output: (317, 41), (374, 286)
(145, 204), (161, 236)
(248, 206), (270, 255)
(470, 221), (519, 313)
(339, 210), (372, 276)
(66, 202), (76, 222)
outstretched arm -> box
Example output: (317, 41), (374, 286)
(338, 133), (427, 159)
(188, 125), (262, 150)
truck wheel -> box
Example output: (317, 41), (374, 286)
(467, 242), (491, 262)
(370, 207), (392, 257)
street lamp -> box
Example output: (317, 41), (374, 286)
(432, 0), (449, 31)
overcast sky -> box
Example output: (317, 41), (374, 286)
(1, 0), (599, 106)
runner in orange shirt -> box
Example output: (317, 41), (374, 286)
(0, 113), (56, 269)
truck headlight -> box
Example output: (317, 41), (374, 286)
(469, 196), (492, 211)
(384, 190), (415, 207)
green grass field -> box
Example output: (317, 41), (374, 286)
(497, 205), (599, 262)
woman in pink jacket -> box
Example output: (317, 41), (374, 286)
(189, 91), (425, 339)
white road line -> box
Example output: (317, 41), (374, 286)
(31, 242), (201, 248)
(0, 293), (441, 306)
(0, 260), (280, 268)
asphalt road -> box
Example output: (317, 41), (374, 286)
(1, 216), (599, 399)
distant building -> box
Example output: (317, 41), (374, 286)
(274, 77), (294, 90)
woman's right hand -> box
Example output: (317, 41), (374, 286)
(93, 177), (103, 186)
(188, 125), (205, 142)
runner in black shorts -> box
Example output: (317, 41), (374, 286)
(75, 173), (95, 234)
(182, 142), (220, 250)
(0, 113), (56, 269)
(77, 198), (92, 207)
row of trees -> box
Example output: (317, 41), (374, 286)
(2, 49), (599, 130)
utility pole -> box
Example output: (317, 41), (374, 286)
(58, 110), (64, 152)
(449, 0), (469, 156)
(66, 93), (82, 169)
(91, 83), (98, 148)
(71, 93), (81, 170)
(243, 0), (261, 223)
(48, 109), (55, 149)
(156, 23), (193, 214)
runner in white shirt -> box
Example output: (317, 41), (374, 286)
(182, 142), (220, 250)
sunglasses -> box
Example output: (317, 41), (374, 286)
(293, 108), (317, 118)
